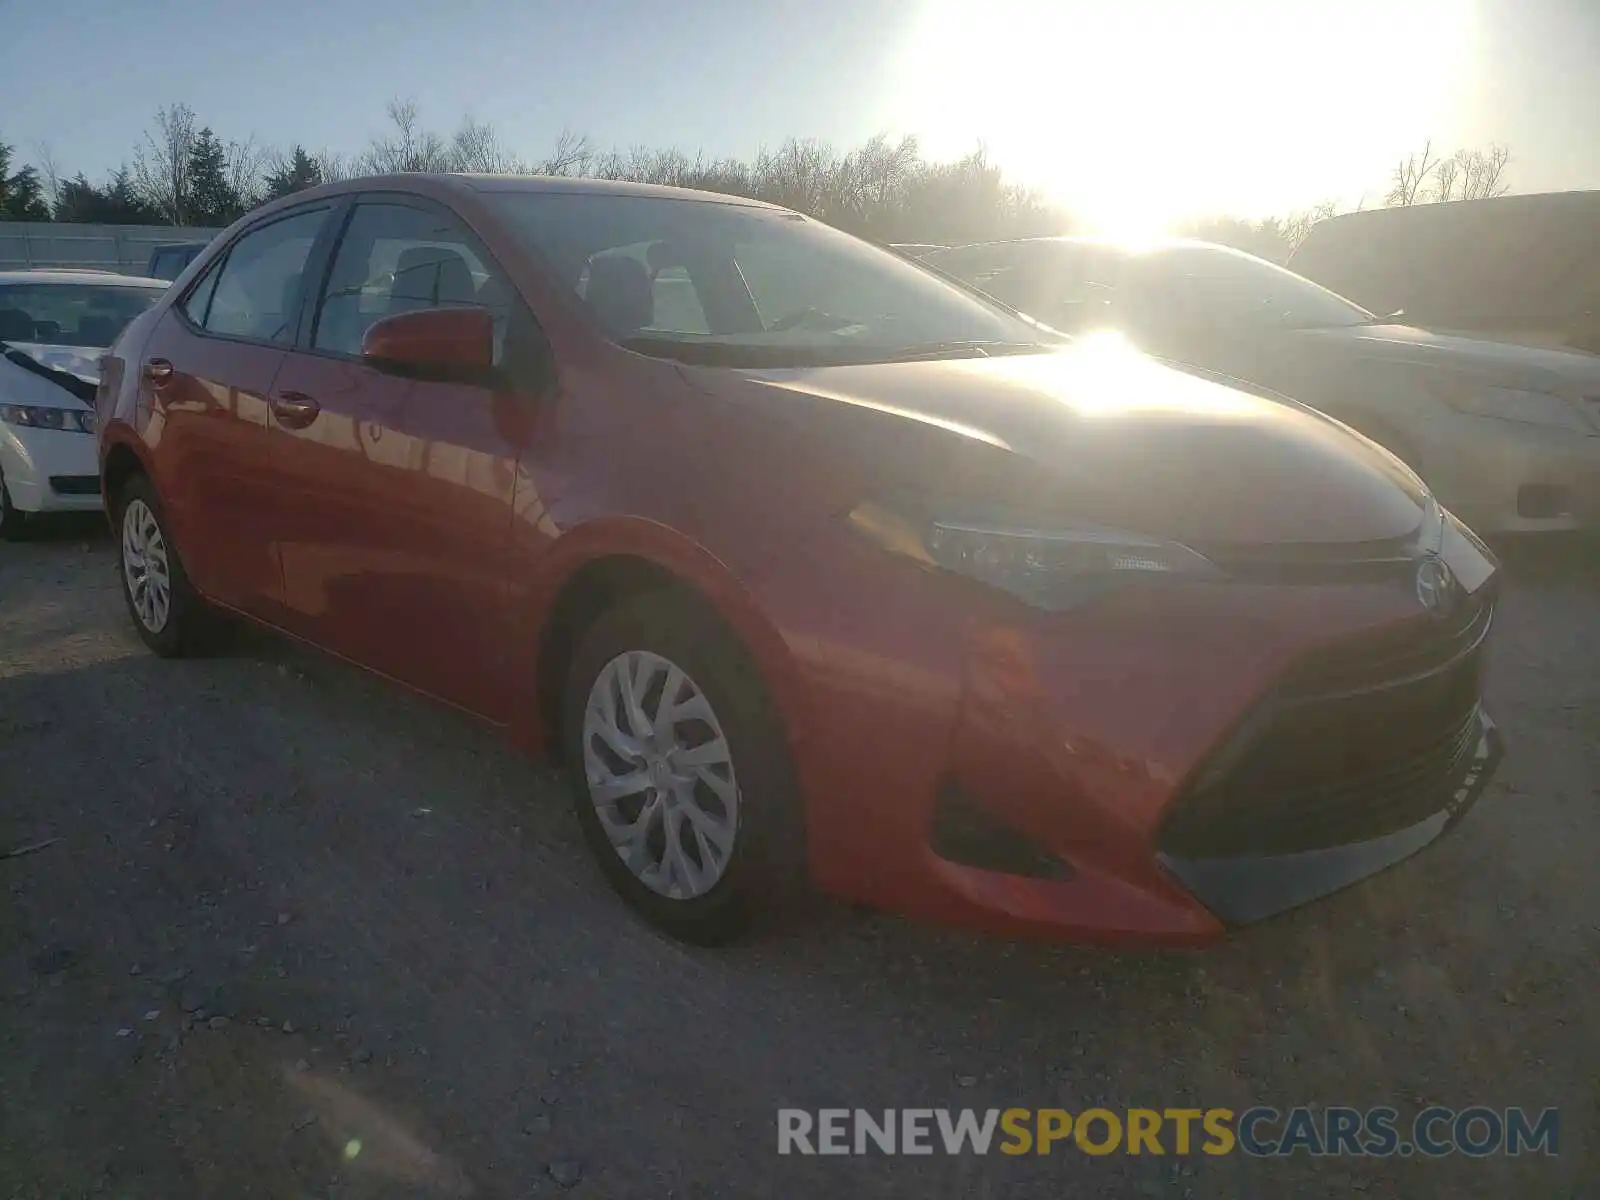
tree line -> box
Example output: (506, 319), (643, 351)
(0, 100), (1513, 262)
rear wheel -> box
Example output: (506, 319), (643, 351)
(562, 592), (803, 944)
(115, 474), (209, 657)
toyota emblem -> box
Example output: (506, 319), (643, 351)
(1415, 554), (1458, 619)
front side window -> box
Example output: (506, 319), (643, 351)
(0, 282), (165, 349)
(201, 208), (330, 344)
(484, 191), (1056, 367)
(313, 201), (514, 361)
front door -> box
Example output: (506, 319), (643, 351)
(142, 205), (335, 619)
(268, 198), (539, 718)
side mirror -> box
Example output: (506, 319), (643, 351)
(361, 307), (494, 380)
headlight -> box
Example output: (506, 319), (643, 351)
(1431, 381), (1594, 433)
(849, 498), (1222, 610)
(0, 404), (96, 434)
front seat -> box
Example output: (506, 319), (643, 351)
(0, 308), (34, 342)
(389, 246), (477, 314)
(584, 254), (654, 337)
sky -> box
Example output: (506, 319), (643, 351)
(3, 0), (1599, 231)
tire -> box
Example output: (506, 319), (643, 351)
(561, 591), (804, 944)
(114, 473), (210, 657)
(0, 474), (28, 541)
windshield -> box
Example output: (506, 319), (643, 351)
(1129, 245), (1374, 331)
(0, 282), (166, 349)
(482, 191), (1056, 366)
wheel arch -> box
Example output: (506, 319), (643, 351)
(521, 518), (809, 770)
(100, 432), (154, 511)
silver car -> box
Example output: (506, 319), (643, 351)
(924, 237), (1600, 536)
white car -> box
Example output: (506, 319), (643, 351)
(1, 270), (167, 537)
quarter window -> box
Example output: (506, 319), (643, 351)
(201, 209), (330, 344)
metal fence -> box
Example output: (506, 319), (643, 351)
(0, 222), (224, 275)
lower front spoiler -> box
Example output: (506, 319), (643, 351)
(1159, 710), (1505, 927)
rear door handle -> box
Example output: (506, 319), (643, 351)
(143, 358), (174, 386)
(270, 391), (321, 429)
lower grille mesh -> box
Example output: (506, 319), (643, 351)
(1161, 599), (1493, 859)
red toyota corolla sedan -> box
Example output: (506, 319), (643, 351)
(96, 174), (1503, 945)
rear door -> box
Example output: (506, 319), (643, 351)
(139, 205), (337, 618)
(267, 196), (543, 717)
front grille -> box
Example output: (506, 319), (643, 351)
(48, 475), (100, 496)
(1161, 596), (1493, 859)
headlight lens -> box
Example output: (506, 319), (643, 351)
(0, 404), (95, 434)
(1432, 381), (1594, 433)
(849, 498), (1222, 610)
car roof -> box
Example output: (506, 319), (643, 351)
(0, 269), (169, 287)
(272, 172), (790, 212)
(929, 235), (1228, 256)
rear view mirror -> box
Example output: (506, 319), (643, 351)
(361, 307), (494, 380)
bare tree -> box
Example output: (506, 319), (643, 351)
(314, 148), (351, 184)
(32, 140), (61, 210)
(1457, 144), (1510, 199)
(1429, 154), (1460, 203)
(1389, 140), (1511, 206)
(535, 129), (593, 177)
(132, 103), (198, 224)
(226, 133), (269, 208)
(450, 115), (514, 173)
(1387, 138), (1439, 206)
(356, 98), (451, 176)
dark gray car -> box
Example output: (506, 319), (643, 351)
(923, 237), (1600, 535)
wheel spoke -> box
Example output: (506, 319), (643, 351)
(673, 737), (729, 768)
(692, 764), (738, 807)
(589, 769), (651, 805)
(588, 702), (643, 761)
(616, 658), (654, 740)
(653, 664), (686, 728)
(678, 793), (735, 856)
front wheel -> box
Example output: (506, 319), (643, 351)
(562, 592), (804, 944)
(0, 474), (28, 541)
(115, 474), (210, 657)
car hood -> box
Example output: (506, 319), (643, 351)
(0, 345), (99, 409)
(6, 342), (103, 384)
(1294, 323), (1600, 392)
(725, 339), (1430, 548)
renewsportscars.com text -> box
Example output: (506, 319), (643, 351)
(777, 1106), (1560, 1158)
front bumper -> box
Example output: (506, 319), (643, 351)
(772, 520), (1503, 946)
(1421, 414), (1600, 535)
(0, 424), (103, 513)
(1160, 709), (1503, 925)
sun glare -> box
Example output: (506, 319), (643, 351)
(887, 0), (1477, 235)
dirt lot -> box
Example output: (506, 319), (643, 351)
(1, 523), (1595, 1199)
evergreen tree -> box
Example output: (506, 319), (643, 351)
(0, 139), (51, 220)
(186, 127), (241, 225)
(263, 145), (323, 200)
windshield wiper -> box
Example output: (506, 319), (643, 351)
(881, 339), (1056, 362)
(0, 341), (98, 403)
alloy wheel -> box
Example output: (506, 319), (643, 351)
(581, 650), (741, 900)
(121, 498), (172, 633)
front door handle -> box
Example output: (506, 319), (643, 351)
(270, 391), (321, 429)
(144, 358), (174, 387)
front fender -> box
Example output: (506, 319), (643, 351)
(509, 515), (812, 767)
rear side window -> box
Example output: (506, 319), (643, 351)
(200, 209), (330, 344)
(313, 201), (514, 360)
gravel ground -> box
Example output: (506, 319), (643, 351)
(1, 522), (1595, 1199)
